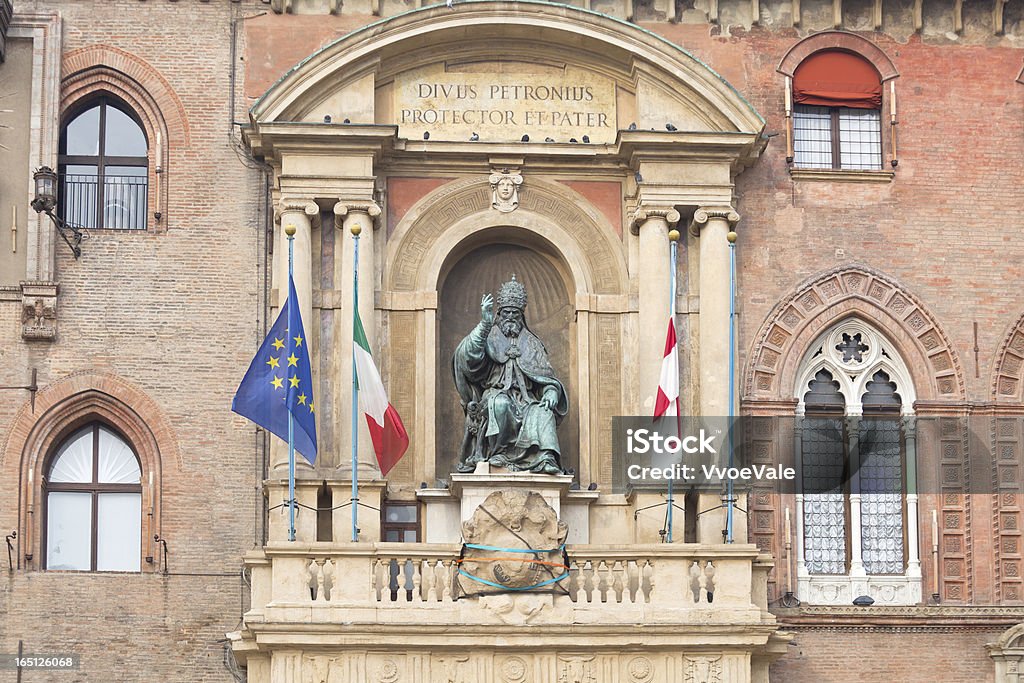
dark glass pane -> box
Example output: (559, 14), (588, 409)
(104, 105), (147, 157)
(803, 369), (845, 411)
(385, 504), (417, 524)
(65, 105), (101, 156)
(859, 416), (904, 574)
(62, 165), (98, 229)
(801, 415), (847, 574)
(862, 371), (902, 410)
(384, 531), (400, 542)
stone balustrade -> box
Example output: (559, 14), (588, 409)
(243, 542), (770, 625)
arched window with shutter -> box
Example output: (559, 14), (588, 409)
(792, 50), (883, 170)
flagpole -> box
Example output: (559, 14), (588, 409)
(285, 223), (297, 543)
(726, 229), (737, 543)
(351, 223), (361, 543)
(667, 227), (680, 543)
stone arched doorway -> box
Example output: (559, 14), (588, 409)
(436, 231), (578, 479)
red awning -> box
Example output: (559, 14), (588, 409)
(793, 50), (882, 109)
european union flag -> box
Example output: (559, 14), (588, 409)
(232, 275), (317, 463)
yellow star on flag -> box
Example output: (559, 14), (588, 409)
(287, 353), (299, 367)
(308, 401), (315, 414)
(265, 356), (280, 369)
(270, 376), (284, 390)
(271, 337), (285, 351)
(293, 334), (303, 347)
(297, 393), (307, 405)
(289, 375), (300, 388)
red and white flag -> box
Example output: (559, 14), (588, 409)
(653, 317), (679, 419)
(354, 309), (410, 476)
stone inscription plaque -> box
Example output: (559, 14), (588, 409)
(394, 63), (617, 143)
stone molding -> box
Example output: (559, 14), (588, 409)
(249, 3), (765, 136)
(629, 207), (680, 235)
(334, 200), (382, 230)
(688, 206), (740, 236)
(384, 176), (627, 296)
(276, 197), (320, 227)
(744, 264), (966, 402)
(993, 311), (1024, 402)
(776, 31), (899, 81)
(62, 44), (190, 146)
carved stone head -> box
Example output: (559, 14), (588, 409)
(489, 170), (523, 213)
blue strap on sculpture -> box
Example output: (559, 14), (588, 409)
(458, 542), (569, 591)
(464, 542), (566, 554)
(457, 567), (569, 591)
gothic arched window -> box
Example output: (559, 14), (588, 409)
(44, 423), (143, 571)
(794, 320), (921, 605)
(58, 95), (149, 230)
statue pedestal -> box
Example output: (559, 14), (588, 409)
(417, 464), (599, 543)
(452, 464), (574, 522)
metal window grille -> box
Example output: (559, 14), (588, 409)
(61, 173), (148, 231)
(793, 105), (882, 171)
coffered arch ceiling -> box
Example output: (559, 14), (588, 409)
(249, 1), (765, 139)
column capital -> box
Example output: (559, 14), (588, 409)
(333, 201), (382, 229)
(276, 197), (320, 228)
(629, 206), (681, 235)
(689, 206), (740, 236)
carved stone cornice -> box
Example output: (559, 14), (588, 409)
(629, 207), (680, 235)
(689, 207), (740, 236)
(333, 201), (382, 230)
(276, 198), (320, 228)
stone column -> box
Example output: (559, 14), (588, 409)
(905, 415), (922, 578)
(691, 207), (739, 543)
(271, 198), (319, 473)
(632, 207), (680, 414)
(690, 207), (740, 417)
(335, 201), (382, 477)
(275, 198), (318, 331)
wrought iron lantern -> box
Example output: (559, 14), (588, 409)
(31, 166), (83, 258)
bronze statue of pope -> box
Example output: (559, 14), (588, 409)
(452, 276), (567, 474)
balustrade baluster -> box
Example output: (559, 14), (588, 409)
(598, 561), (611, 603)
(644, 560), (654, 603)
(689, 561), (701, 604)
(704, 560), (716, 602)
(573, 561), (589, 602)
(412, 559), (423, 603)
(441, 560), (454, 603)
(424, 560), (437, 602)
(612, 561), (625, 603)
(323, 559), (335, 602)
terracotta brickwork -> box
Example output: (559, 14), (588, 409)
(0, 0), (1021, 681)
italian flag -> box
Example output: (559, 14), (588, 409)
(354, 310), (410, 476)
(653, 317), (679, 419)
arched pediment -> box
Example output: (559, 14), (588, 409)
(249, 2), (764, 142)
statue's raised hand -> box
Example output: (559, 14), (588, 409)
(481, 293), (494, 324)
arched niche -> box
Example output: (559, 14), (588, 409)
(436, 232), (578, 478)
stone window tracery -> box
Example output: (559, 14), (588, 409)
(794, 319), (921, 604)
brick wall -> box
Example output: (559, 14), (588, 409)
(0, 1), (1020, 680)
(1, 2), (266, 681)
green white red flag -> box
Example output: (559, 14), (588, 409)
(353, 310), (409, 476)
